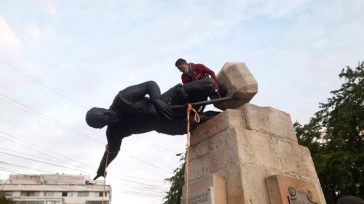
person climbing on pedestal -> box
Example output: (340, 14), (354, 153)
(175, 58), (219, 87)
(175, 58), (226, 111)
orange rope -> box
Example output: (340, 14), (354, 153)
(185, 103), (200, 204)
(102, 145), (109, 204)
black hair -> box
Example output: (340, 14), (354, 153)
(175, 58), (187, 67)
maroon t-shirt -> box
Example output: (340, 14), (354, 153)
(181, 63), (218, 85)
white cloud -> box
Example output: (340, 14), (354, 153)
(24, 23), (55, 46)
(0, 16), (21, 52)
(260, 0), (310, 17)
(35, 0), (57, 15)
(45, 2), (57, 15)
(25, 24), (43, 43)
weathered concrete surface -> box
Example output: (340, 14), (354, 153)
(266, 175), (325, 204)
(185, 104), (326, 203)
(240, 103), (297, 143)
(214, 62), (258, 110)
(182, 175), (227, 204)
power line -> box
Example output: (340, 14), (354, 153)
(0, 58), (88, 110)
(0, 95), (172, 173)
(1, 57), (182, 159)
(0, 151), (84, 172)
(0, 57), (182, 155)
(0, 131), (170, 191)
(0, 131), (93, 169)
(0, 162), (168, 192)
(0, 58), (179, 195)
(0, 92), (102, 144)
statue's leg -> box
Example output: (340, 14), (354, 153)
(182, 78), (215, 96)
(155, 119), (187, 135)
(118, 81), (161, 105)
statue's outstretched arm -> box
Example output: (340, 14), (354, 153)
(93, 148), (119, 180)
(94, 139), (121, 180)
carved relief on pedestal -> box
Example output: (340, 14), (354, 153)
(287, 186), (318, 204)
(266, 175), (322, 204)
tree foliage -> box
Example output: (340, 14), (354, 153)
(295, 62), (364, 203)
(163, 154), (185, 204)
(0, 192), (14, 204)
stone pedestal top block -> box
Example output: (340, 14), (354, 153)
(192, 103), (297, 144)
(240, 103), (297, 143)
(214, 62), (258, 110)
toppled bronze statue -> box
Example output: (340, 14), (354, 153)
(86, 78), (223, 180)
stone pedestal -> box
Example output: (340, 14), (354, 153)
(182, 175), (227, 204)
(183, 103), (326, 204)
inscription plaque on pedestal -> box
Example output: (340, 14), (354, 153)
(187, 187), (213, 204)
(182, 175), (227, 204)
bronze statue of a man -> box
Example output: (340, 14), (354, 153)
(86, 78), (221, 180)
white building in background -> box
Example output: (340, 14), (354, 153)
(0, 174), (111, 204)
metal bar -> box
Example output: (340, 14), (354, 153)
(173, 96), (235, 108)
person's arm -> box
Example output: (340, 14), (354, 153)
(194, 64), (219, 88)
(181, 74), (190, 84)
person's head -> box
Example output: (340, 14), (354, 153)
(175, 58), (189, 73)
(337, 196), (364, 204)
(85, 107), (119, 129)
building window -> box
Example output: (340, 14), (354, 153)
(31, 201), (44, 204)
(15, 201), (44, 204)
(77, 192), (89, 197)
(44, 192), (55, 197)
(46, 201), (60, 204)
(20, 191), (40, 196)
(87, 201), (109, 204)
(98, 192), (108, 197)
(61, 192), (67, 197)
(3, 191), (12, 196)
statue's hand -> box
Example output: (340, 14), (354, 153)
(153, 98), (173, 120)
(93, 170), (107, 180)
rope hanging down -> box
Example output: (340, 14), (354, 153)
(185, 103), (200, 204)
(102, 146), (109, 204)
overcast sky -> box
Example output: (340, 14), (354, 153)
(1, 0), (364, 203)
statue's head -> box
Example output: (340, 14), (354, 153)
(85, 107), (119, 128)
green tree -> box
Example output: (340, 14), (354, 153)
(163, 154), (185, 204)
(295, 62), (364, 203)
(0, 192), (14, 204)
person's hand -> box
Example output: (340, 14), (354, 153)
(153, 98), (173, 120)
